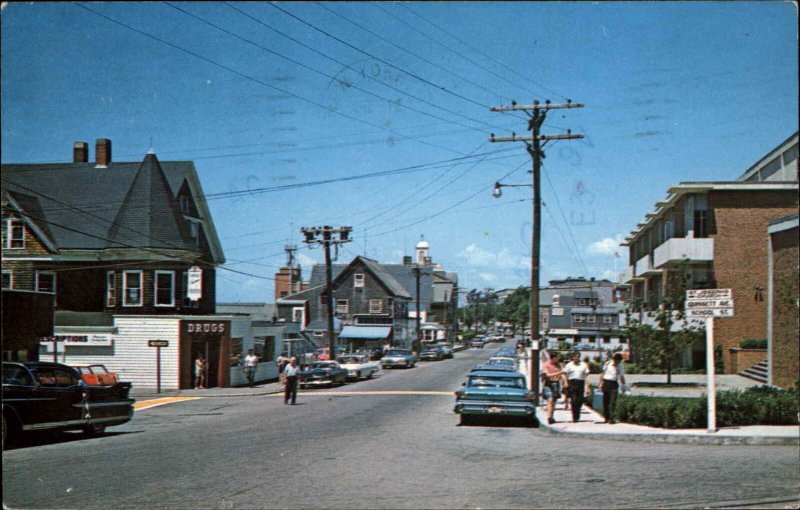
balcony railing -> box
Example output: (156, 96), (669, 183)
(621, 265), (637, 284)
(653, 237), (714, 268)
(635, 254), (661, 276)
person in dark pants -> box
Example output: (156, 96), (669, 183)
(283, 357), (299, 405)
(599, 352), (626, 424)
(563, 352), (590, 423)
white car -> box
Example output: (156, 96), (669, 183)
(336, 354), (380, 380)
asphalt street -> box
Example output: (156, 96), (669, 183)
(3, 342), (799, 509)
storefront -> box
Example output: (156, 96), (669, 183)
(179, 319), (231, 389)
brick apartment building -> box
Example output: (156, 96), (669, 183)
(620, 133), (798, 374)
(767, 213), (799, 389)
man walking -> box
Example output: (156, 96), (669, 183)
(243, 349), (258, 387)
(564, 352), (591, 423)
(598, 352), (626, 424)
(541, 352), (566, 425)
(283, 357), (300, 405)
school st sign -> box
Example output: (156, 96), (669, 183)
(686, 288), (734, 433)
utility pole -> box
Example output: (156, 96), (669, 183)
(301, 226), (352, 361)
(489, 99), (584, 406)
(413, 265), (422, 354)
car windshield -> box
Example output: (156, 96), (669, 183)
(310, 362), (336, 370)
(468, 376), (525, 389)
(489, 358), (516, 366)
(337, 357), (359, 364)
(386, 350), (410, 356)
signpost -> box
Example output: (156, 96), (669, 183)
(686, 289), (734, 433)
(148, 340), (169, 394)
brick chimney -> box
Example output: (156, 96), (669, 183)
(403, 256), (412, 266)
(95, 138), (111, 167)
(73, 141), (89, 163)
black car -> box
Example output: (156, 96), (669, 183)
(299, 361), (348, 388)
(2, 361), (135, 447)
(420, 345), (446, 361)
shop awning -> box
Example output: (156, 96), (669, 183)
(339, 326), (392, 339)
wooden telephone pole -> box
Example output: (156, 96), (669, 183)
(301, 226), (352, 360)
(489, 99), (584, 405)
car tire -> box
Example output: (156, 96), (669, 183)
(459, 414), (473, 426)
(83, 422), (106, 437)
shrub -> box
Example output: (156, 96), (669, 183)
(616, 386), (799, 428)
(739, 339), (767, 349)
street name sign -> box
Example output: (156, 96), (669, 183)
(685, 288), (734, 434)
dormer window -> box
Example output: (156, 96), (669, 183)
(179, 195), (190, 214)
(5, 219), (25, 249)
(354, 273), (365, 288)
(188, 219), (202, 249)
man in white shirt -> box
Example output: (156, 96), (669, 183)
(599, 352), (626, 424)
(283, 357), (300, 405)
(243, 349), (259, 387)
(563, 352), (591, 423)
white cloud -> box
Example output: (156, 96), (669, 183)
(297, 253), (318, 267)
(600, 269), (619, 282)
(587, 235), (625, 256)
(458, 244), (529, 270)
(479, 273), (497, 282)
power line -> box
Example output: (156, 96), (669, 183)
(166, 2), (501, 133)
(266, 2), (495, 111)
(72, 3), (466, 156)
(397, 2), (570, 102)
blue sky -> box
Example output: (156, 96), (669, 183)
(2, 2), (797, 302)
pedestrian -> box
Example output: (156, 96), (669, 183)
(243, 349), (259, 387)
(283, 356), (300, 405)
(598, 352), (627, 424)
(563, 352), (591, 423)
(541, 352), (566, 424)
(194, 353), (206, 389)
(277, 353), (289, 374)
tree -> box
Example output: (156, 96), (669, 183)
(623, 259), (705, 383)
(497, 287), (530, 333)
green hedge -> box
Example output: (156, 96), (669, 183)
(739, 338), (767, 349)
(615, 386), (799, 428)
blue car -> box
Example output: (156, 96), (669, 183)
(454, 371), (537, 427)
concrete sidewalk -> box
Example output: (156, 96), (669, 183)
(538, 400), (800, 446)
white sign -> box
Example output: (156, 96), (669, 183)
(686, 308), (735, 318)
(686, 288), (734, 318)
(187, 266), (203, 301)
(551, 307), (564, 316)
(40, 335), (113, 348)
(687, 288), (732, 300)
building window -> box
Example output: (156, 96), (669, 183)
(586, 314), (596, 323)
(188, 220), (202, 248)
(35, 271), (56, 293)
(179, 195), (190, 214)
(123, 270), (143, 307)
(573, 314), (584, 323)
(6, 219), (25, 249)
(336, 299), (349, 315)
(603, 336), (612, 344)
(603, 315), (614, 324)
(2, 270), (12, 289)
(182, 271), (200, 308)
(155, 271), (175, 307)
(354, 273), (365, 288)
(106, 271), (116, 307)
(369, 299), (383, 314)
(694, 210), (709, 238)
(292, 307), (305, 324)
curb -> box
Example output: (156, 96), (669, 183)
(536, 409), (800, 446)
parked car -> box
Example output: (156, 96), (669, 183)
(299, 361), (347, 388)
(453, 371), (536, 427)
(315, 348), (331, 361)
(435, 344), (455, 359)
(336, 354), (380, 380)
(420, 345), (447, 361)
(2, 361), (135, 447)
(469, 364), (517, 373)
(73, 364), (120, 386)
(380, 349), (417, 369)
(488, 357), (518, 369)
(470, 338), (486, 349)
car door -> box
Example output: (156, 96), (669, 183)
(29, 366), (84, 430)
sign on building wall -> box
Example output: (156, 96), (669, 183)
(187, 266), (203, 301)
(685, 289), (734, 317)
(40, 335), (113, 348)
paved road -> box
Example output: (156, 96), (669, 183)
(3, 343), (799, 509)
